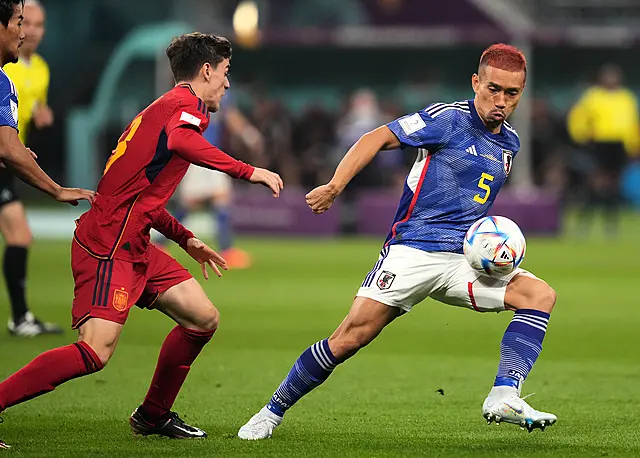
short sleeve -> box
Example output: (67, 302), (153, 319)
(387, 104), (458, 150)
(165, 97), (210, 135)
(0, 76), (18, 131)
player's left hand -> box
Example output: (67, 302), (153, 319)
(186, 237), (228, 280)
(306, 183), (340, 214)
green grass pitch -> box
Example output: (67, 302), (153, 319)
(1, 218), (639, 457)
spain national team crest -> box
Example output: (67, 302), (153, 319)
(112, 288), (129, 312)
(377, 271), (396, 290)
(502, 149), (513, 176)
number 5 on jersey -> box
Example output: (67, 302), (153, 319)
(474, 172), (494, 204)
(103, 115), (143, 175)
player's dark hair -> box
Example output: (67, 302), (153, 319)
(166, 32), (232, 82)
(0, 0), (23, 28)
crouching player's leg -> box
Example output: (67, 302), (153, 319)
(0, 241), (130, 445)
(482, 272), (557, 431)
(128, 246), (218, 439)
(238, 296), (403, 440)
(433, 259), (557, 431)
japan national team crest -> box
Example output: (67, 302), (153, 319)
(377, 271), (396, 290)
(112, 288), (129, 312)
(502, 149), (513, 176)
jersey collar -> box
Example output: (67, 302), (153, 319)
(176, 83), (196, 96)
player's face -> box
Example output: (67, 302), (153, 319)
(472, 65), (525, 131)
(21, 3), (45, 55)
(0, 4), (25, 64)
(202, 58), (230, 112)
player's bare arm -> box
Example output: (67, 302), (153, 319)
(0, 125), (94, 205)
(306, 125), (400, 214)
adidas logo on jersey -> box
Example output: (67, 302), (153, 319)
(466, 145), (478, 156)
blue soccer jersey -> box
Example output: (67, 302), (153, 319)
(0, 68), (19, 131)
(384, 100), (520, 254)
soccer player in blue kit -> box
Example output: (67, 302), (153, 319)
(239, 44), (559, 439)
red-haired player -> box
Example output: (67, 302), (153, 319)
(239, 43), (558, 440)
(0, 33), (282, 444)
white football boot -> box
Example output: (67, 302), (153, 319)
(482, 386), (557, 432)
(8, 312), (63, 337)
(238, 406), (283, 440)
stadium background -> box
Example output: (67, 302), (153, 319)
(2, 0), (640, 456)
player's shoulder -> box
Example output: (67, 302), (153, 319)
(502, 120), (520, 150)
(422, 100), (471, 121)
(0, 68), (15, 96)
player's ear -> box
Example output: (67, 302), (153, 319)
(471, 73), (480, 93)
(202, 63), (211, 82)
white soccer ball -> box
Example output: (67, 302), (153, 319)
(463, 216), (526, 278)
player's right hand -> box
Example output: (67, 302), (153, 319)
(306, 184), (339, 214)
(249, 167), (284, 198)
(54, 187), (96, 206)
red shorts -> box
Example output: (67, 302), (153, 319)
(71, 241), (193, 329)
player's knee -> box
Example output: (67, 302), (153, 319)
(537, 283), (557, 313)
(526, 281), (556, 314)
(81, 341), (114, 367)
(5, 227), (32, 246)
(78, 335), (118, 367)
(193, 306), (219, 332)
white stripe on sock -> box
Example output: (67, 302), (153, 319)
(317, 342), (336, 369)
(512, 317), (547, 332)
(311, 343), (332, 371)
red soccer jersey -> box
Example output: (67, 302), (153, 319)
(74, 84), (254, 262)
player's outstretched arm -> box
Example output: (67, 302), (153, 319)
(0, 126), (94, 205)
(168, 126), (283, 197)
(306, 125), (400, 214)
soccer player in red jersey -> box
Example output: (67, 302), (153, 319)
(0, 32), (283, 444)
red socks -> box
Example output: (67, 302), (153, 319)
(141, 326), (214, 421)
(0, 341), (103, 411)
(0, 327), (212, 419)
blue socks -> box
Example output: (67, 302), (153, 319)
(213, 205), (233, 251)
(494, 309), (550, 390)
(267, 339), (339, 417)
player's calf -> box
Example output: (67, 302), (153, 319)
(137, 280), (218, 425)
(0, 341), (103, 413)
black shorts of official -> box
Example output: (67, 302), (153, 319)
(589, 142), (628, 175)
(0, 168), (19, 209)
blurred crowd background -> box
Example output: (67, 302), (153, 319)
(19, 0), (640, 234)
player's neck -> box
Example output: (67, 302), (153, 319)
(484, 121), (502, 135)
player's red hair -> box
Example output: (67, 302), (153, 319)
(479, 43), (527, 83)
